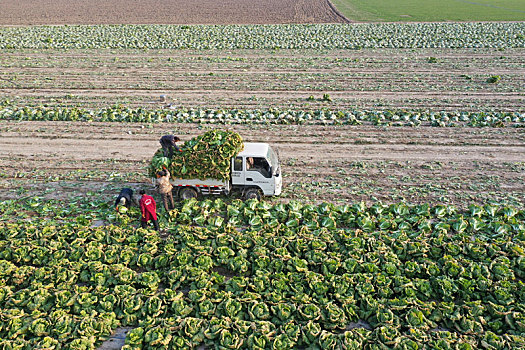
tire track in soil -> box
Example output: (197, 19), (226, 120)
(324, 0), (351, 23)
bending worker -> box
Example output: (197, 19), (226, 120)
(115, 188), (134, 211)
(159, 135), (181, 158)
(139, 189), (159, 231)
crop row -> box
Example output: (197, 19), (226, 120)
(0, 23), (524, 50)
(1, 105), (524, 127)
(0, 197), (524, 349)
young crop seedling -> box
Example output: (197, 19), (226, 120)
(487, 75), (501, 83)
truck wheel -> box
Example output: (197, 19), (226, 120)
(244, 188), (262, 200)
(179, 187), (198, 200)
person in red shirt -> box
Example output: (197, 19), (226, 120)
(139, 189), (159, 231)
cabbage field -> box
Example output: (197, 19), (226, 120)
(1, 196), (524, 349)
(0, 23), (524, 50)
(1, 17), (524, 350)
(1, 105), (524, 128)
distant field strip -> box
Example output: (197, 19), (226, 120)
(0, 23), (524, 49)
(0, 0), (345, 25)
(331, 0), (525, 21)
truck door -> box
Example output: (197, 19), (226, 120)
(231, 156), (245, 185)
(245, 157), (274, 195)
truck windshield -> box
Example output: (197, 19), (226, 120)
(267, 147), (279, 175)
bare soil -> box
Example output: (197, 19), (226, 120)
(1, 48), (523, 207)
(1, 49), (523, 111)
(0, 0), (347, 25)
(97, 327), (133, 350)
(1, 121), (523, 208)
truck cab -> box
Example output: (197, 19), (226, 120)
(231, 143), (282, 199)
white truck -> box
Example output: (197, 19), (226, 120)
(167, 142), (282, 200)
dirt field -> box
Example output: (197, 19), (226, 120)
(1, 49), (523, 111)
(1, 46), (523, 208)
(0, 0), (347, 25)
(1, 121), (523, 208)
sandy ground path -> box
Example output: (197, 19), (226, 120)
(2, 134), (525, 162)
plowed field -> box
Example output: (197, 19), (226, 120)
(0, 0), (348, 25)
(1, 121), (524, 208)
(1, 46), (524, 208)
(1, 49), (523, 111)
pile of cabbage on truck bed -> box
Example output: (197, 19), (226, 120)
(149, 129), (243, 181)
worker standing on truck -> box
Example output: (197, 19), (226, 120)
(159, 135), (181, 158)
(115, 188), (134, 212)
(157, 167), (175, 212)
(139, 189), (159, 231)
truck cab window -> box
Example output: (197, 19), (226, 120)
(247, 157), (271, 178)
(234, 157), (243, 171)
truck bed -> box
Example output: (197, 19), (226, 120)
(170, 178), (228, 187)
(169, 178), (230, 195)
